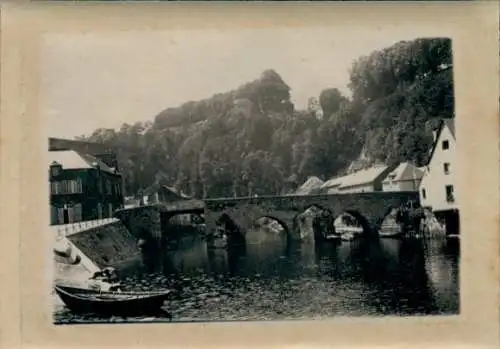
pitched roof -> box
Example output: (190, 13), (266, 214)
(142, 184), (191, 199)
(50, 150), (116, 174)
(321, 175), (346, 189)
(382, 162), (424, 183)
(162, 185), (191, 199)
(426, 118), (455, 165)
(49, 137), (120, 170)
(337, 165), (389, 188)
(444, 118), (455, 138)
(295, 176), (325, 195)
(321, 165), (390, 190)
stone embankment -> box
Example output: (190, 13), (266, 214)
(52, 218), (142, 280)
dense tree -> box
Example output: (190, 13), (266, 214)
(349, 37), (454, 166)
(82, 37), (454, 198)
(319, 88), (347, 118)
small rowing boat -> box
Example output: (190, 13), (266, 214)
(54, 285), (172, 316)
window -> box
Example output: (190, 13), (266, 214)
(73, 204), (83, 222)
(442, 140), (449, 150)
(50, 205), (58, 225)
(57, 207), (65, 224)
(443, 163), (450, 175)
(445, 185), (455, 203)
(388, 174), (396, 183)
(50, 179), (83, 195)
(421, 188), (427, 199)
(50, 164), (62, 177)
(97, 203), (103, 219)
(106, 180), (112, 195)
(50, 182), (61, 195)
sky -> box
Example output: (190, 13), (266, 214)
(41, 26), (437, 139)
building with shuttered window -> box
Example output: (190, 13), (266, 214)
(418, 118), (459, 235)
(49, 149), (124, 225)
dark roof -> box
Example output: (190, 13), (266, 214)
(50, 150), (117, 175)
(443, 118), (455, 138)
(426, 118), (455, 165)
(49, 137), (112, 153)
(49, 137), (120, 170)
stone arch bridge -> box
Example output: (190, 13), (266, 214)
(114, 192), (419, 243)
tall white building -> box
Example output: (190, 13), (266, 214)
(419, 119), (457, 211)
(418, 118), (459, 234)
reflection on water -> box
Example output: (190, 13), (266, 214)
(54, 228), (459, 323)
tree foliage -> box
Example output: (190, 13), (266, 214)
(82, 38), (454, 198)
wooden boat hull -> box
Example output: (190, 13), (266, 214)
(55, 285), (172, 316)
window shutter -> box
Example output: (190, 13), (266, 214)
(50, 205), (58, 225)
(74, 204), (82, 221)
(57, 208), (64, 224)
(67, 206), (74, 223)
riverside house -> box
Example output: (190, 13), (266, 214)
(320, 164), (398, 194)
(49, 149), (124, 225)
(381, 162), (425, 192)
(418, 118), (459, 235)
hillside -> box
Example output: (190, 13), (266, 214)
(82, 37), (454, 198)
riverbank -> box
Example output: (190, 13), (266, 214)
(63, 219), (141, 270)
(54, 229), (460, 324)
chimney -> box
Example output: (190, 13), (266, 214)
(432, 130), (438, 142)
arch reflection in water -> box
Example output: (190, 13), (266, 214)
(56, 224), (459, 322)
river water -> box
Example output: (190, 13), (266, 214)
(53, 229), (459, 324)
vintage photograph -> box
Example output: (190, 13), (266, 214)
(46, 27), (459, 324)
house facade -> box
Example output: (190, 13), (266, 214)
(418, 119), (457, 211)
(321, 164), (398, 194)
(49, 150), (124, 225)
(382, 162), (425, 192)
(418, 119), (459, 234)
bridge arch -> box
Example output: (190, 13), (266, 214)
(333, 210), (372, 238)
(164, 211), (205, 224)
(254, 215), (290, 235)
(202, 190), (420, 242)
(378, 203), (426, 238)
